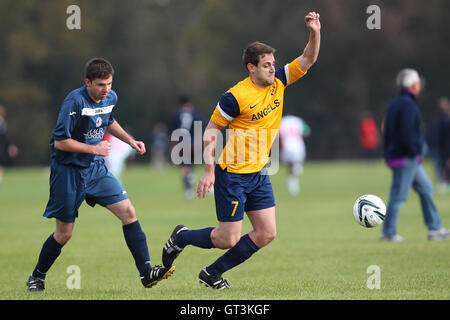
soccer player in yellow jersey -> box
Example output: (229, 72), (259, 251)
(162, 12), (321, 289)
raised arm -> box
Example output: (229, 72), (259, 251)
(297, 12), (321, 72)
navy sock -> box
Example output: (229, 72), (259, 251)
(123, 220), (151, 276)
(183, 175), (191, 189)
(206, 234), (259, 277)
(177, 227), (215, 249)
(183, 172), (194, 190)
(32, 234), (63, 280)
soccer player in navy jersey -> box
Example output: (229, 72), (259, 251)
(170, 95), (205, 199)
(27, 58), (174, 291)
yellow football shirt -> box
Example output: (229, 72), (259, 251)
(211, 58), (306, 173)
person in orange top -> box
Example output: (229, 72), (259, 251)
(162, 12), (321, 289)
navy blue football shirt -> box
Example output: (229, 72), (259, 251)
(50, 85), (117, 167)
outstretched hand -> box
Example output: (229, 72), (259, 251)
(131, 140), (146, 155)
(305, 11), (321, 32)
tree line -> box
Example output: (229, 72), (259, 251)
(1, 0), (449, 165)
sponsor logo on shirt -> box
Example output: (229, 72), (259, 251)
(84, 127), (104, 140)
(251, 99), (280, 121)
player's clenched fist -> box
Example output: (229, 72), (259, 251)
(305, 11), (321, 32)
(131, 140), (146, 156)
(94, 140), (111, 157)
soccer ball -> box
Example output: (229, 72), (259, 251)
(353, 194), (386, 228)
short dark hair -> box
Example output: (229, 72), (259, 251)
(242, 42), (276, 69)
(85, 57), (114, 81)
(178, 94), (190, 105)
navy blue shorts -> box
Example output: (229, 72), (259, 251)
(43, 159), (128, 223)
(214, 165), (276, 222)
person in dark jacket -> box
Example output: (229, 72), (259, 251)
(382, 68), (450, 242)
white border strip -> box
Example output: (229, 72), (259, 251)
(217, 104), (234, 121)
(81, 105), (115, 116)
(284, 64), (290, 85)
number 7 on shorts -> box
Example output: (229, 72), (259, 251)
(231, 201), (239, 217)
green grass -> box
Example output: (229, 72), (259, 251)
(0, 160), (449, 300)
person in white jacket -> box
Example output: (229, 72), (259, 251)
(103, 131), (135, 181)
(279, 115), (311, 195)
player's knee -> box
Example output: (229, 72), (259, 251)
(214, 233), (240, 249)
(222, 239), (239, 249)
(266, 229), (277, 244)
(225, 234), (241, 248)
(254, 229), (276, 248)
(127, 203), (136, 216)
(54, 230), (72, 245)
(122, 203), (137, 224)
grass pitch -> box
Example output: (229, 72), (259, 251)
(0, 160), (449, 300)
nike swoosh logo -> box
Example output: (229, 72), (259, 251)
(250, 104), (257, 109)
(69, 112), (76, 116)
